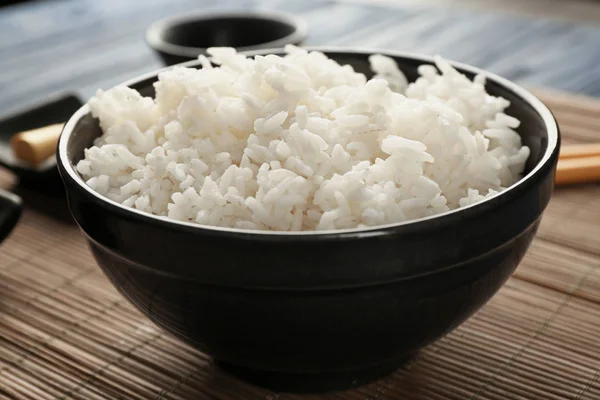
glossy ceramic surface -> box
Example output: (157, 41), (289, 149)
(0, 188), (21, 244)
(57, 49), (559, 392)
(146, 11), (307, 66)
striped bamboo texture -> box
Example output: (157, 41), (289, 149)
(0, 89), (599, 399)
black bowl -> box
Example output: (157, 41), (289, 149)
(145, 10), (307, 66)
(57, 48), (559, 392)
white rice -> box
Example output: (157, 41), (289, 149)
(77, 45), (530, 231)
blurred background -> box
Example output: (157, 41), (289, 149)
(381, 0), (600, 22)
(2, 0), (600, 114)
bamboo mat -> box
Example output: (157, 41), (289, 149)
(1, 90), (600, 400)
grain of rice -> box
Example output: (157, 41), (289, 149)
(77, 46), (529, 231)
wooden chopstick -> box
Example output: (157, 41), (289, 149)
(557, 143), (600, 186)
(10, 123), (64, 165)
(556, 156), (600, 186)
(559, 143), (600, 160)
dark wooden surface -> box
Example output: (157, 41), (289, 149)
(2, 0), (600, 116)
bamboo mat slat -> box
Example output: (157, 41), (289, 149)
(1, 90), (600, 400)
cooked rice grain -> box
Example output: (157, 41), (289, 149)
(77, 46), (529, 231)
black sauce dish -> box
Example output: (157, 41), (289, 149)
(0, 189), (21, 244)
(146, 10), (307, 66)
(0, 92), (83, 189)
(57, 48), (560, 393)
(0, 93), (84, 243)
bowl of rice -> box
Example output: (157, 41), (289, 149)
(57, 46), (559, 392)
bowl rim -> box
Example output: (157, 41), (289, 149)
(145, 10), (308, 59)
(58, 47), (559, 239)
